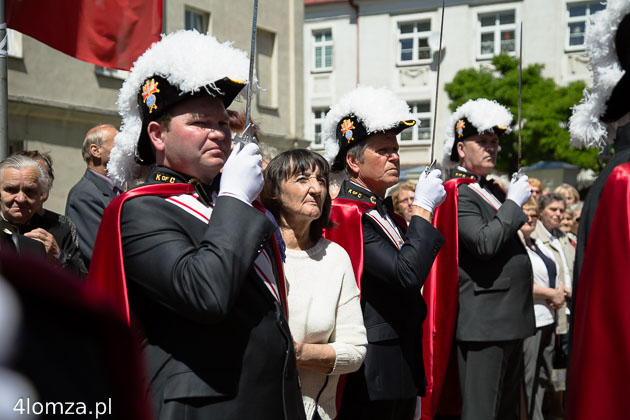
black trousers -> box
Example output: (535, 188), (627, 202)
(338, 369), (416, 420)
(457, 339), (524, 420)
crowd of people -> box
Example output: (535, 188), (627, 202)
(1, 1), (628, 420)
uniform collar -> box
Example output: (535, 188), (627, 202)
(337, 179), (393, 217)
(147, 166), (219, 206)
(453, 166), (494, 189)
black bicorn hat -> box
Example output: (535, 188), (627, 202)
(329, 115), (415, 171)
(569, 2), (630, 148)
(442, 98), (513, 168)
(601, 14), (630, 123)
(135, 75), (245, 165)
(322, 86), (417, 172)
(107, 30), (254, 187)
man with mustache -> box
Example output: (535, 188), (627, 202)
(323, 86), (446, 420)
(435, 98), (535, 420)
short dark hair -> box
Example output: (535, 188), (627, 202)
(538, 192), (566, 211)
(262, 149), (333, 243)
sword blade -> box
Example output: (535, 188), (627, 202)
(517, 21), (523, 171)
(425, 0), (446, 176)
(236, 0), (259, 145)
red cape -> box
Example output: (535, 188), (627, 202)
(88, 183), (287, 323)
(324, 197), (408, 290)
(566, 162), (630, 420)
(421, 177), (475, 419)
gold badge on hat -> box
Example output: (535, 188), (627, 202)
(456, 119), (466, 138)
(341, 119), (356, 143)
(142, 78), (160, 114)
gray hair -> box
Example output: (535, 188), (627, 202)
(0, 155), (49, 195)
(345, 141), (370, 176)
(538, 192), (566, 211)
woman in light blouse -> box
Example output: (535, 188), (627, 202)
(262, 149), (367, 420)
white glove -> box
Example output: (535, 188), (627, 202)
(413, 169), (446, 213)
(506, 174), (531, 206)
(218, 142), (263, 205)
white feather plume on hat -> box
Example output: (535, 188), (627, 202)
(442, 98), (513, 168)
(322, 86), (416, 164)
(569, 0), (630, 149)
(108, 30), (255, 186)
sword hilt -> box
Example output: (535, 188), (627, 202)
(423, 160), (438, 177)
(233, 123), (257, 146)
(511, 167), (525, 182)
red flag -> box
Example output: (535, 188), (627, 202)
(6, 0), (162, 70)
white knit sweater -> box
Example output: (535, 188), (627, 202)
(285, 238), (367, 420)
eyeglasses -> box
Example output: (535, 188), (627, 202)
(398, 197), (414, 205)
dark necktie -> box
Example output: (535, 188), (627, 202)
(375, 196), (394, 218)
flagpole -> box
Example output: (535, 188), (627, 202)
(0, 0), (8, 160)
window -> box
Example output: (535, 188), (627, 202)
(478, 11), (516, 58)
(256, 28), (277, 109)
(400, 102), (431, 142)
(398, 20), (431, 64)
(567, 2), (605, 49)
(185, 8), (209, 33)
(313, 30), (333, 70)
(312, 108), (327, 146)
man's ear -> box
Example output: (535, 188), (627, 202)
(148, 121), (166, 152)
(89, 143), (101, 159)
(456, 141), (466, 161)
(345, 152), (360, 177)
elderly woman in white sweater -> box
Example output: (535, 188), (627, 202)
(262, 149), (367, 420)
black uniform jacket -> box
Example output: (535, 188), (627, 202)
(120, 166), (305, 420)
(454, 170), (535, 342)
(66, 168), (118, 267)
(332, 180), (444, 400)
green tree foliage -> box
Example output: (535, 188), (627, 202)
(444, 54), (601, 173)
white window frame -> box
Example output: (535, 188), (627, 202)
(95, 66), (129, 80)
(311, 108), (328, 147)
(396, 19), (432, 66)
(566, 2), (605, 51)
(477, 10), (517, 60)
(312, 29), (333, 72)
(399, 101), (431, 144)
(185, 7), (210, 33)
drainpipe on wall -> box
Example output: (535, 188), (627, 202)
(347, 0), (359, 86)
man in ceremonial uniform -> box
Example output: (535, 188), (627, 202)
(427, 98), (534, 420)
(566, 2), (630, 418)
(88, 31), (305, 420)
(322, 86), (446, 420)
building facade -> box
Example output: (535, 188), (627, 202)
(7, 0), (305, 213)
(303, 0), (598, 169)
